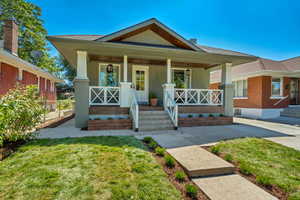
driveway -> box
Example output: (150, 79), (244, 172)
(143, 118), (300, 151)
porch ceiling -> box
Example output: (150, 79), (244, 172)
(48, 36), (257, 69)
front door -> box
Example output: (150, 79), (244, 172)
(290, 79), (299, 105)
(132, 65), (149, 104)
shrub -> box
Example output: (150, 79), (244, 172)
(198, 114), (203, 118)
(224, 154), (233, 162)
(164, 155), (175, 168)
(107, 117), (113, 120)
(219, 113), (225, 117)
(143, 137), (153, 144)
(209, 113), (214, 117)
(210, 145), (220, 155)
(0, 85), (44, 147)
(149, 92), (157, 99)
(185, 184), (198, 198)
(57, 99), (73, 110)
(175, 171), (186, 182)
(188, 114), (193, 118)
(155, 147), (166, 156)
(149, 141), (158, 149)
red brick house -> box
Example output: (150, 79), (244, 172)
(210, 57), (300, 118)
(0, 20), (61, 108)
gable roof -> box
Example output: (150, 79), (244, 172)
(95, 18), (201, 51)
(210, 57), (300, 83)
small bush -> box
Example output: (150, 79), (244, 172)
(188, 114), (193, 118)
(256, 176), (272, 186)
(208, 113), (214, 117)
(239, 162), (252, 175)
(107, 117), (113, 120)
(175, 171), (186, 182)
(210, 145), (220, 155)
(198, 114), (203, 118)
(219, 113), (225, 117)
(164, 155), (175, 168)
(143, 137), (153, 144)
(185, 184), (198, 198)
(0, 85), (44, 147)
(224, 154), (233, 162)
(155, 147), (166, 156)
(149, 141), (158, 149)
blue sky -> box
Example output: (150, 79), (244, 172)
(30, 0), (300, 60)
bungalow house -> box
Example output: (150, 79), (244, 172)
(210, 57), (300, 119)
(47, 18), (256, 131)
(0, 20), (61, 109)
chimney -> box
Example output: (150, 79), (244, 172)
(189, 38), (197, 44)
(3, 19), (18, 56)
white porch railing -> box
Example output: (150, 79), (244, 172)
(130, 89), (139, 131)
(164, 90), (178, 128)
(89, 86), (120, 105)
(174, 89), (223, 105)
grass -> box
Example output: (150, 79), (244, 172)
(0, 136), (181, 200)
(212, 138), (300, 200)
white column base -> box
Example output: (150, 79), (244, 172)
(162, 83), (175, 108)
(120, 82), (132, 107)
(235, 108), (283, 119)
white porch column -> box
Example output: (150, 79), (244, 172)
(120, 82), (132, 107)
(74, 50), (89, 128)
(76, 51), (88, 79)
(167, 58), (171, 83)
(123, 55), (128, 82)
(221, 63), (234, 116)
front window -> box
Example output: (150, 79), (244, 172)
(234, 79), (248, 97)
(271, 78), (282, 97)
(99, 64), (120, 86)
(172, 69), (191, 88)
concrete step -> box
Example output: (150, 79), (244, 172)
(139, 119), (173, 126)
(193, 174), (277, 200)
(139, 111), (168, 116)
(139, 125), (174, 131)
(139, 115), (170, 120)
(167, 146), (235, 177)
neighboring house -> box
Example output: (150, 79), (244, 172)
(210, 57), (300, 119)
(0, 20), (61, 109)
(48, 18), (256, 130)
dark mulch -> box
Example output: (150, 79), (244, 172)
(144, 142), (209, 200)
(39, 114), (74, 128)
(202, 146), (288, 200)
(0, 140), (26, 161)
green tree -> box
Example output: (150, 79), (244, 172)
(56, 55), (76, 84)
(0, 0), (58, 72)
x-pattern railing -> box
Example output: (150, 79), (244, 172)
(89, 86), (120, 105)
(174, 89), (223, 105)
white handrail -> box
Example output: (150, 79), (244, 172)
(164, 90), (178, 128)
(130, 89), (139, 131)
(89, 86), (120, 105)
(174, 88), (223, 105)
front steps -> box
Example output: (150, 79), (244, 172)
(139, 110), (174, 131)
(280, 107), (300, 118)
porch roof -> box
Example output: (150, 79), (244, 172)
(48, 35), (256, 69)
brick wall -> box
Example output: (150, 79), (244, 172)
(209, 75), (296, 109)
(0, 62), (57, 102)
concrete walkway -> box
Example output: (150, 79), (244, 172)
(168, 145), (277, 200)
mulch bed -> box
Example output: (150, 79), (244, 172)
(143, 141), (209, 200)
(202, 146), (288, 200)
(0, 140), (26, 161)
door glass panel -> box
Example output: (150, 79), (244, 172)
(135, 70), (145, 91)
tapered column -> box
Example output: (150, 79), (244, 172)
(74, 50), (89, 128)
(123, 55), (128, 82)
(167, 58), (171, 84)
(221, 63), (233, 116)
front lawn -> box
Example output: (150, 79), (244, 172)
(212, 138), (300, 200)
(0, 136), (181, 200)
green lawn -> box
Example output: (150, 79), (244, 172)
(0, 136), (181, 200)
(212, 138), (300, 200)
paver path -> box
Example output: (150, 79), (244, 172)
(168, 145), (278, 200)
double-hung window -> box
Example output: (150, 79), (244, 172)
(233, 79), (248, 98)
(271, 78), (282, 97)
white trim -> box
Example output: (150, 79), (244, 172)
(270, 96), (285, 99)
(271, 77), (283, 98)
(233, 97), (248, 99)
(18, 69), (23, 81)
(132, 65), (149, 103)
(167, 58), (171, 83)
(123, 55), (128, 82)
(98, 63), (121, 86)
